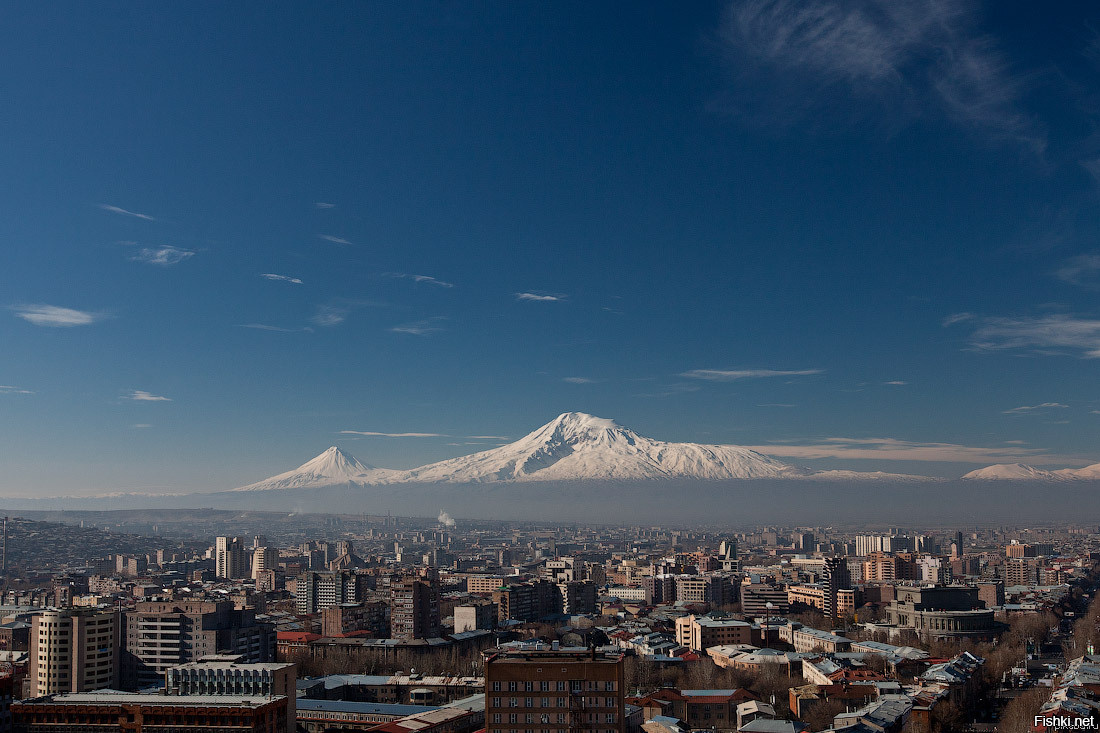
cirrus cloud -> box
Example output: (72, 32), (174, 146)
(127, 390), (171, 402)
(131, 246), (194, 266)
(339, 430), (447, 438)
(13, 304), (104, 327)
(681, 368), (824, 381)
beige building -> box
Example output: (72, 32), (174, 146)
(30, 608), (118, 697)
(674, 615), (755, 652)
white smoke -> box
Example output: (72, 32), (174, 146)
(437, 510), (455, 527)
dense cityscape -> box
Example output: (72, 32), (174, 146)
(7, 1), (1100, 732)
(0, 512), (1091, 731)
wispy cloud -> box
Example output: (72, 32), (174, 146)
(948, 314), (1100, 358)
(127, 390), (171, 402)
(131, 423), (152, 429)
(1003, 402), (1069, 414)
(318, 234), (352, 245)
(748, 436), (1067, 465)
(13, 304), (104, 327)
(941, 312), (974, 327)
(339, 430), (446, 438)
(131, 246), (194, 266)
(515, 292), (566, 302)
(1056, 254), (1100, 287)
(261, 273), (303, 284)
(0, 385), (33, 395)
(238, 323), (311, 333)
(99, 204), (155, 221)
(681, 368), (824, 381)
(315, 202), (335, 209)
(467, 435), (510, 440)
(718, 0), (1042, 152)
(883, 380), (908, 385)
(563, 377), (598, 384)
(389, 317), (446, 335)
(312, 305), (348, 327)
(385, 273), (455, 288)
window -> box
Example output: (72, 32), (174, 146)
(493, 714), (502, 723)
(525, 681), (534, 692)
(540, 681), (550, 692)
(509, 714), (518, 724)
(493, 682), (502, 692)
(510, 698), (518, 708)
(509, 682), (518, 692)
(557, 681), (566, 692)
(526, 698), (533, 708)
(492, 697), (501, 707)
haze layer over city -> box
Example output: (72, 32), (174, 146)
(4, 4), (1100, 733)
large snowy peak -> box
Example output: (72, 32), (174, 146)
(232, 446), (397, 491)
(398, 412), (806, 483)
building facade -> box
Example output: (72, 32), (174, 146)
(485, 647), (625, 733)
(29, 608), (118, 697)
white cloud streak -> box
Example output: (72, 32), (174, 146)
(0, 385), (34, 395)
(1056, 254), (1100, 286)
(127, 390), (171, 402)
(385, 273), (455, 288)
(13, 305), (104, 327)
(681, 368), (824, 381)
(1003, 402), (1069, 414)
(318, 234), (352, 245)
(261, 273), (303, 284)
(515, 292), (566, 302)
(389, 317), (446, 335)
(883, 380), (908, 385)
(949, 314), (1100, 358)
(748, 436), (1067, 465)
(312, 305), (348, 327)
(131, 246), (194, 266)
(99, 204), (155, 221)
(238, 324), (310, 332)
(315, 202), (335, 209)
(339, 430), (447, 438)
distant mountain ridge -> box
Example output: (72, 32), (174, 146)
(232, 411), (930, 490)
(962, 461), (1100, 481)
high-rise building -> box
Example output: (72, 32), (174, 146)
(296, 570), (373, 615)
(391, 569), (441, 641)
(821, 556), (852, 621)
(493, 580), (559, 623)
(29, 608), (118, 697)
(122, 601), (275, 690)
(252, 546), (277, 581)
(718, 540), (739, 572)
(485, 647), (625, 733)
(557, 580), (597, 615)
(216, 537), (246, 580)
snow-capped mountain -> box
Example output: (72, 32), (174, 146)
(962, 461), (1100, 481)
(232, 446), (398, 491)
(231, 412), (931, 490)
(396, 411), (807, 483)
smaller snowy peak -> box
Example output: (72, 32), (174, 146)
(1058, 462), (1100, 480)
(232, 446), (395, 491)
(961, 463), (1062, 481)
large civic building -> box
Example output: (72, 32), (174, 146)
(885, 586), (996, 641)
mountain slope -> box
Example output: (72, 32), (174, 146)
(232, 446), (399, 491)
(961, 463), (1064, 481)
(394, 412), (809, 483)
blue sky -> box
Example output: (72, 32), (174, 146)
(4, 1), (1100, 494)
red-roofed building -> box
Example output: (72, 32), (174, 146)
(277, 632), (322, 661)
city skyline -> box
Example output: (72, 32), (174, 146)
(6, 2), (1100, 495)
